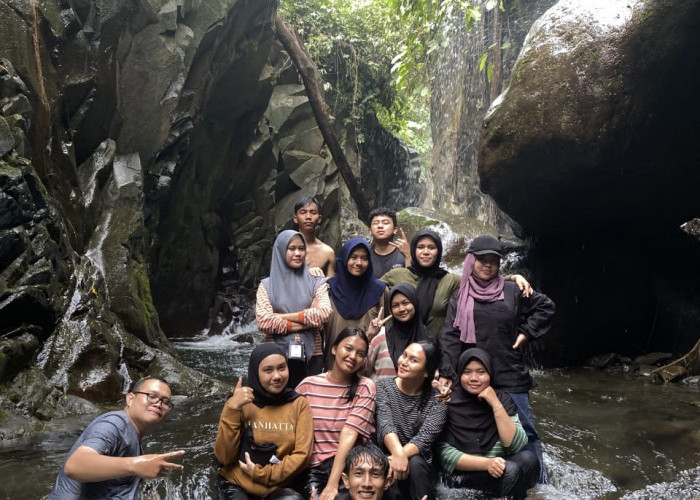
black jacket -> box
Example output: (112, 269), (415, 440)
(439, 281), (555, 392)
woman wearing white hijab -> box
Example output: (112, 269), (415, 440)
(256, 230), (332, 387)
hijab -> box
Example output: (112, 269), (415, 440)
(407, 230), (448, 324)
(328, 238), (387, 319)
(248, 343), (300, 407)
(261, 230), (324, 313)
(386, 283), (435, 368)
(443, 348), (517, 454)
(453, 252), (505, 344)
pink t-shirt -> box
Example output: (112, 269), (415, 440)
(296, 373), (376, 466)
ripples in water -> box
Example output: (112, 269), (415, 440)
(2, 335), (699, 500)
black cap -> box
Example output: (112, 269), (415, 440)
(468, 235), (502, 257)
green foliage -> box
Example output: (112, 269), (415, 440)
(280, 0), (399, 144)
(278, 0), (491, 156)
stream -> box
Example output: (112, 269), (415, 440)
(1, 328), (698, 500)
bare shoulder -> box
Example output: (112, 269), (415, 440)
(319, 241), (335, 259)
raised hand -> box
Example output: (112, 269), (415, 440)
(511, 274), (533, 297)
(389, 228), (410, 259)
(228, 377), (254, 410)
(308, 266), (325, 277)
(477, 386), (499, 408)
(432, 379), (452, 402)
(366, 307), (393, 340)
(130, 450), (185, 478)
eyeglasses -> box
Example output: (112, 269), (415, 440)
(133, 391), (173, 410)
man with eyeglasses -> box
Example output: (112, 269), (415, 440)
(48, 376), (185, 499)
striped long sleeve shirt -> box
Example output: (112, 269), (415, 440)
(296, 373), (376, 467)
(438, 414), (528, 473)
(375, 378), (447, 464)
(256, 282), (332, 357)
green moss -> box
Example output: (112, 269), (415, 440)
(397, 210), (440, 229)
(585, 50), (601, 64)
(129, 264), (158, 327)
(0, 161), (22, 178)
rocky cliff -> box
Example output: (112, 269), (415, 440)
(479, 0), (700, 364)
(0, 0), (419, 432)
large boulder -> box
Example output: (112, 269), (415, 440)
(478, 0), (700, 364)
(479, 0), (700, 235)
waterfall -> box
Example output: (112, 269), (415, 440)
(426, 0), (557, 235)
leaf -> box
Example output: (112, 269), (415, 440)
(487, 62), (494, 82)
(479, 52), (489, 72)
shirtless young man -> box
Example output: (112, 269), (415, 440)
(368, 207), (411, 279)
(293, 197), (335, 277)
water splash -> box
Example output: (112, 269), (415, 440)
(620, 466), (700, 500)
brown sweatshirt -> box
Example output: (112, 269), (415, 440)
(214, 396), (313, 497)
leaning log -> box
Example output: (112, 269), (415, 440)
(274, 14), (372, 225)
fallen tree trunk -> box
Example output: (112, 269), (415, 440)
(274, 14), (372, 225)
(652, 337), (700, 382)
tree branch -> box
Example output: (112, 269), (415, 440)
(274, 14), (372, 225)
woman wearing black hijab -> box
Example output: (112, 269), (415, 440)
(366, 283), (436, 378)
(214, 344), (313, 500)
(437, 348), (539, 499)
(381, 230), (460, 337)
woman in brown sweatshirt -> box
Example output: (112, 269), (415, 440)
(214, 344), (313, 499)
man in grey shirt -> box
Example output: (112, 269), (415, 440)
(368, 207), (410, 278)
(49, 377), (184, 499)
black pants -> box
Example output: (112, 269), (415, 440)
(441, 450), (539, 500)
(288, 356), (323, 389)
(384, 455), (437, 500)
(217, 475), (303, 500)
(295, 457), (350, 500)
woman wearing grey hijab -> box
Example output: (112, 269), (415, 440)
(256, 230), (332, 387)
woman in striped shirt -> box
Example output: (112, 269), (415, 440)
(437, 348), (538, 499)
(375, 341), (446, 500)
(256, 230), (332, 388)
(296, 327), (376, 500)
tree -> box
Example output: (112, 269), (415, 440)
(275, 14), (372, 224)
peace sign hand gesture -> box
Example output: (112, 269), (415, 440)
(366, 306), (392, 341)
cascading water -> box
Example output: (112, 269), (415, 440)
(426, 0), (557, 235)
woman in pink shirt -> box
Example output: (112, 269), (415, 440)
(296, 327), (376, 500)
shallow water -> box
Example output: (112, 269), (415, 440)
(1, 332), (698, 500)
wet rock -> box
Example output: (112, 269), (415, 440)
(39, 256), (228, 402)
(230, 331), (255, 344)
(680, 219), (700, 240)
(0, 116), (12, 156)
(635, 352), (673, 366)
(1, 94), (31, 116)
(0, 332), (40, 382)
(88, 153), (168, 346)
(586, 353), (619, 369)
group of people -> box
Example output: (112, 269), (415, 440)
(49, 198), (555, 500)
